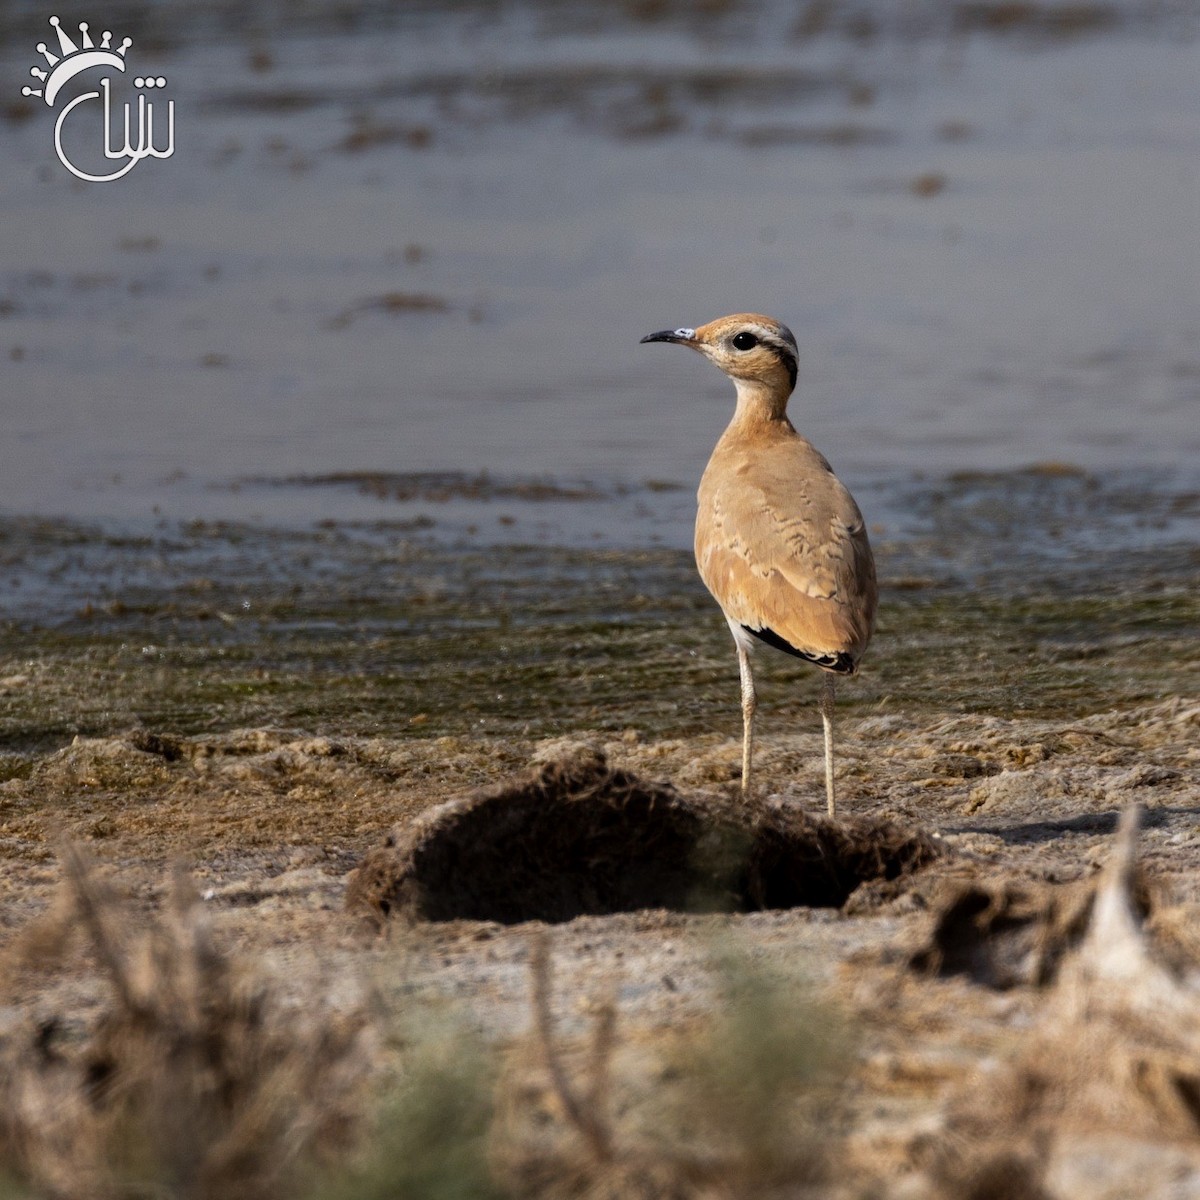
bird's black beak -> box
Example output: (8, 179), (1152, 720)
(640, 327), (696, 345)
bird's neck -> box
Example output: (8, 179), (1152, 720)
(731, 378), (793, 427)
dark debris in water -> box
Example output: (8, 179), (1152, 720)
(737, 123), (895, 148)
(7, 0), (1172, 50)
(326, 292), (451, 329)
(953, 2), (1120, 37)
(255, 470), (610, 503)
(180, 0), (1194, 167)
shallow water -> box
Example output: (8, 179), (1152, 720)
(1, 2), (1197, 539)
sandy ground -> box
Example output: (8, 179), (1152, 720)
(2, 697), (1198, 1196)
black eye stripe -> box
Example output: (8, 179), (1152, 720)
(775, 346), (798, 390)
(728, 327), (798, 390)
(760, 335), (798, 390)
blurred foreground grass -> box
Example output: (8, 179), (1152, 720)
(0, 850), (846, 1200)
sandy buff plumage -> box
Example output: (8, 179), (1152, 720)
(641, 312), (876, 814)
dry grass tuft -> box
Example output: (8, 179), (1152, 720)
(2, 842), (854, 1199)
(0, 845), (369, 1200)
(921, 807), (1200, 1195)
(495, 930), (843, 1199)
(529, 931), (618, 1166)
(313, 1011), (501, 1200)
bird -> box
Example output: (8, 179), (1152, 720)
(640, 313), (876, 816)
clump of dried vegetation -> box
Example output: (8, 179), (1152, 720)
(490, 931), (845, 1200)
(0, 844), (370, 1200)
(920, 806), (1200, 1198)
(0, 844), (851, 1200)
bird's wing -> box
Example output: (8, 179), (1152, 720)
(695, 438), (877, 663)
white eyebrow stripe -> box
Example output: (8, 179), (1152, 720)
(753, 328), (797, 355)
(743, 324), (793, 351)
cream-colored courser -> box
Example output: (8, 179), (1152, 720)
(641, 313), (876, 815)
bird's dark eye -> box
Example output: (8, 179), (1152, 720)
(732, 331), (758, 351)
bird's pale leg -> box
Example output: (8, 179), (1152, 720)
(737, 645), (757, 795)
(819, 675), (837, 817)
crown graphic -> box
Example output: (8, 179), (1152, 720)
(21, 15), (131, 106)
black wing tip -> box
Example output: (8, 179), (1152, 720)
(742, 625), (858, 674)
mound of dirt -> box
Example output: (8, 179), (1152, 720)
(910, 871), (1155, 990)
(345, 748), (942, 927)
(920, 808), (1200, 1199)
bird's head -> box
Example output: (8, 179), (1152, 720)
(640, 313), (798, 396)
